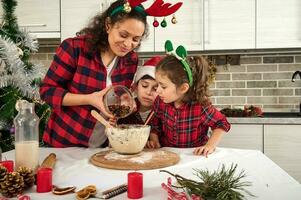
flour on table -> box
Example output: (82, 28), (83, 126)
(104, 151), (154, 164)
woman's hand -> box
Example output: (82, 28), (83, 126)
(145, 133), (161, 149)
(88, 87), (113, 118)
(108, 117), (117, 127)
(193, 144), (216, 157)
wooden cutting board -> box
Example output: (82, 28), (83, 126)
(90, 149), (180, 170)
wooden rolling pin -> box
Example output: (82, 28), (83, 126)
(40, 153), (56, 169)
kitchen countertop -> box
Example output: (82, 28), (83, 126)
(2, 147), (301, 200)
(228, 115), (301, 124)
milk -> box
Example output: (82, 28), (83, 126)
(15, 140), (39, 171)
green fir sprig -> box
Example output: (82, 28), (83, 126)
(160, 164), (255, 200)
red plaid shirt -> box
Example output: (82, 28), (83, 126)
(40, 36), (138, 147)
(150, 97), (231, 148)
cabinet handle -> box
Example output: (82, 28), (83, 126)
(204, 0), (210, 45)
(20, 24), (47, 27)
(192, 0), (202, 45)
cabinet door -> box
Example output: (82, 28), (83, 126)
(61, 0), (103, 40)
(154, 0), (203, 51)
(204, 0), (255, 50)
(137, 18), (155, 52)
(264, 125), (301, 183)
(137, 0), (155, 52)
(219, 124), (263, 151)
(16, 0), (60, 38)
(257, 0), (301, 48)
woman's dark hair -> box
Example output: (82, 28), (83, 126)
(156, 55), (211, 106)
(79, 0), (148, 52)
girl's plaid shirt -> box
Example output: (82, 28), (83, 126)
(40, 36), (138, 147)
(150, 97), (231, 148)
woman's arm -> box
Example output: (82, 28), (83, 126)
(62, 88), (113, 118)
(40, 38), (77, 111)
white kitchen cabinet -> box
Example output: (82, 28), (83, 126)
(61, 0), (104, 40)
(257, 0), (301, 48)
(203, 0), (256, 50)
(16, 0), (60, 38)
(264, 125), (301, 183)
(219, 124), (263, 151)
(136, 0), (155, 52)
(154, 0), (203, 51)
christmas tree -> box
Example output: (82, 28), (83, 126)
(0, 0), (50, 152)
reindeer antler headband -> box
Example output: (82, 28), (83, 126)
(165, 40), (193, 86)
(110, 0), (183, 28)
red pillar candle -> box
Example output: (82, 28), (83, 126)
(127, 172), (143, 199)
(36, 167), (52, 193)
(0, 160), (14, 172)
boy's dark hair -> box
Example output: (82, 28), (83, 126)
(156, 55), (210, 106)
(139, 75), (155, 81)
(79, 0), (148, 52)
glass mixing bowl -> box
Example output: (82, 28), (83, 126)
(104, 85), (135, 119)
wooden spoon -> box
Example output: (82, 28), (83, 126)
(91, 110), (113, 128)
(144, 111), (154, 126)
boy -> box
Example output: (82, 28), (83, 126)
(118, 56), (162, 124)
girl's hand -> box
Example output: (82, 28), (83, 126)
(194, 128), (225, 157)
(193, 144), (216, 157)
(88, 87), (113, 118)
(145, 133), (161, 149)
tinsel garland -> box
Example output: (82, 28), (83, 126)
(18, 28), (39, 52)
(0, 35), (46, 99)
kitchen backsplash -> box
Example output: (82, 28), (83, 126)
(31, 39), (301, 113)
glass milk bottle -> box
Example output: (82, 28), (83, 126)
(14, 100), (39, 171)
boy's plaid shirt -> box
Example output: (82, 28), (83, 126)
(40, 36), (138, 147)
(150, 97), (231, 148)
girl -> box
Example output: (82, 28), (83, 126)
(147, 41), (231, 156)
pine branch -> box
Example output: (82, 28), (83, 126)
(0, 0), (20, 41)
(160, 164), (255, 200)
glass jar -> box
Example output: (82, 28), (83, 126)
(14, 100), (39, 171)
(104, 85), (135, 119)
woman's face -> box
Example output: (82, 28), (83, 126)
(137, 79), (158, 109)
(107, 18), (145, 57)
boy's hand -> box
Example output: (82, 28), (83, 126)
(146, 140), (161, 149)
(193, 144), (216, 157)
(145, 133), (161, 149)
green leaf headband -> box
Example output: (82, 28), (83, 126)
(110, 2), (146, 17)
(165, 40), (193, 86)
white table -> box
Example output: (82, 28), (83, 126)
(2, 147), (301, 200)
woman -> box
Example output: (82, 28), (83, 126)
(40, 0), (148, 147)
